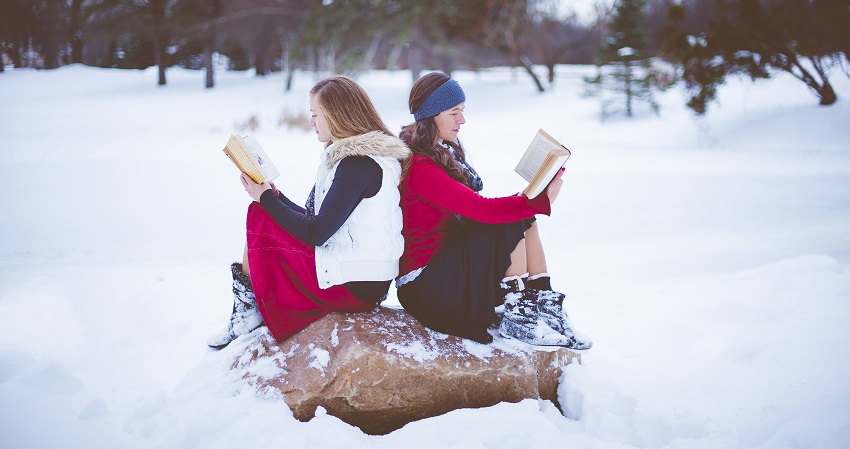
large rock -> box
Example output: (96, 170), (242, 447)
(229, 306), (581, 435)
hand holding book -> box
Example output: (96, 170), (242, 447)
(543, 166), (566, 203)
(514, 129), (571, 199)
(223, 134), (280, 184)
(240, 173), (275, 201)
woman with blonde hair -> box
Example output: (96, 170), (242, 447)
(208, 76), (410, 349)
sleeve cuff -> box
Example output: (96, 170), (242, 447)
(528, 193), (551, 216)
(259, 188), (276, 206)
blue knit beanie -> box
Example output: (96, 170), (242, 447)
(412, 79), (466, 121)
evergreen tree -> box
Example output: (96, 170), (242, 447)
(170, 0), (222, 88)
(70, 0), (85, 64)
(376, 0), (488, 81)
(585, 0), (663, 119)
(0, 0), (32, 69)
(0, 0), (71, 70)
(662, 0), (847, 115)
(85, 0), (176, 85)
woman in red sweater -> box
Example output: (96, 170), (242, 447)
(396, 72), (592, 350)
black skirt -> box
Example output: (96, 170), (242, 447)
(397, 218), (533, 342)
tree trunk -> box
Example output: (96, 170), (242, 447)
(408, 27), (423, 82)
(625, 63), (633, 117)
(386, 44), (402, 71)
(70, 0), (84, 64)
(506, 26), (545, 92)
(43, 44), (60, 69)
(788, 55), (838, 106)
(10, 44), (22, 68)
(152, 0), (168, 86)
(440, 52), (454, 78)
(517, 54), (545, 92)
(286, 66), (295, 92)
(156, 39), (167, 85)
(363, 34), (382, 69)
(204, 40), (214, 89)
(817, 79), (837, 106)
(255, 51), (269, 76)
(255, 38), (271, 77)
(317, 46), (335, 75)
(280, 36), (291, 91)
(810, 56), (837, 106)
(281, 38), (295, 92)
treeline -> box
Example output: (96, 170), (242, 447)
(1, 0), (848, 115)
(0, 0), (606, 89)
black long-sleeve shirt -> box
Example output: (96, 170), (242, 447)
(258, 156), (391, 303)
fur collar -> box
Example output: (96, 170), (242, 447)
(324, 131), (410, 168)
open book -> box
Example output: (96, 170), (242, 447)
(514, 129), (571, 199)
(222, 134), (280, 184)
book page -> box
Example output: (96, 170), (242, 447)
(514, 129), (563, 182)
(523, 152), (570, 199)
(243, 135), (280, 182)
(223, 135), (263, 183)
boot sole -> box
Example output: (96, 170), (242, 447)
(499, 318), (575, 348)
(206, 323), (265, 350)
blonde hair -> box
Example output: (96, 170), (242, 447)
(310, 76), (393, 140)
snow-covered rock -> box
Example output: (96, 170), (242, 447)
(228, 306), (582, 434)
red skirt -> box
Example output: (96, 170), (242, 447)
(245, 202), (376, 341)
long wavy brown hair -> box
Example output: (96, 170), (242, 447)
(399, 72), (478, 186)
(310, 75), (393, 140)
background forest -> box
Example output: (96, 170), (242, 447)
(2, 0), (848, 115)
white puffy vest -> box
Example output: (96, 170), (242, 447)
(314, 144), (404, 289)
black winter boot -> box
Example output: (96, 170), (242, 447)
(527, 273), (593, 350)
(206, 263), (264, 349)
(496, 274), (526, 313)
(498, 275), (575, 347)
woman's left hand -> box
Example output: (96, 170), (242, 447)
(544, 168), (565, 205)
(241, 173), (272, 202)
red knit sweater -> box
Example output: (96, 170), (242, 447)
(399, 155), (551, 277)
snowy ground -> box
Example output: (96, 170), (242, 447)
(1, 63), (849, 449)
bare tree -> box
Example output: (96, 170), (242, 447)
(528, 1), (603, 85)
(481, 0), (546, 91)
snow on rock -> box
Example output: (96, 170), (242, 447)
(226, 306), (582, 434)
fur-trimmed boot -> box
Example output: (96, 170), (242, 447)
(206, 263), (264, 349)
(498, 275), (575, 347)
(527, 273), (593, 351)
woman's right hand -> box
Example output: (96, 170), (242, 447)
(545, 168), (565, 205)
(241, 173), (272, 202)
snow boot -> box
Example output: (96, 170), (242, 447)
(498, 275), (575, 347)
(527, 273), (593, 351)
(495, 274), (526, 315)
(206, 263), (264, 349)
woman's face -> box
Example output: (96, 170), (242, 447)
(309, 94), (332, 143)
(433, 103), (465, 143)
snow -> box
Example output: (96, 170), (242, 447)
(308, 345), (331, 374)
(1, 63), (849, 448)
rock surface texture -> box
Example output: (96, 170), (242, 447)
(229, 306), (582, 435)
